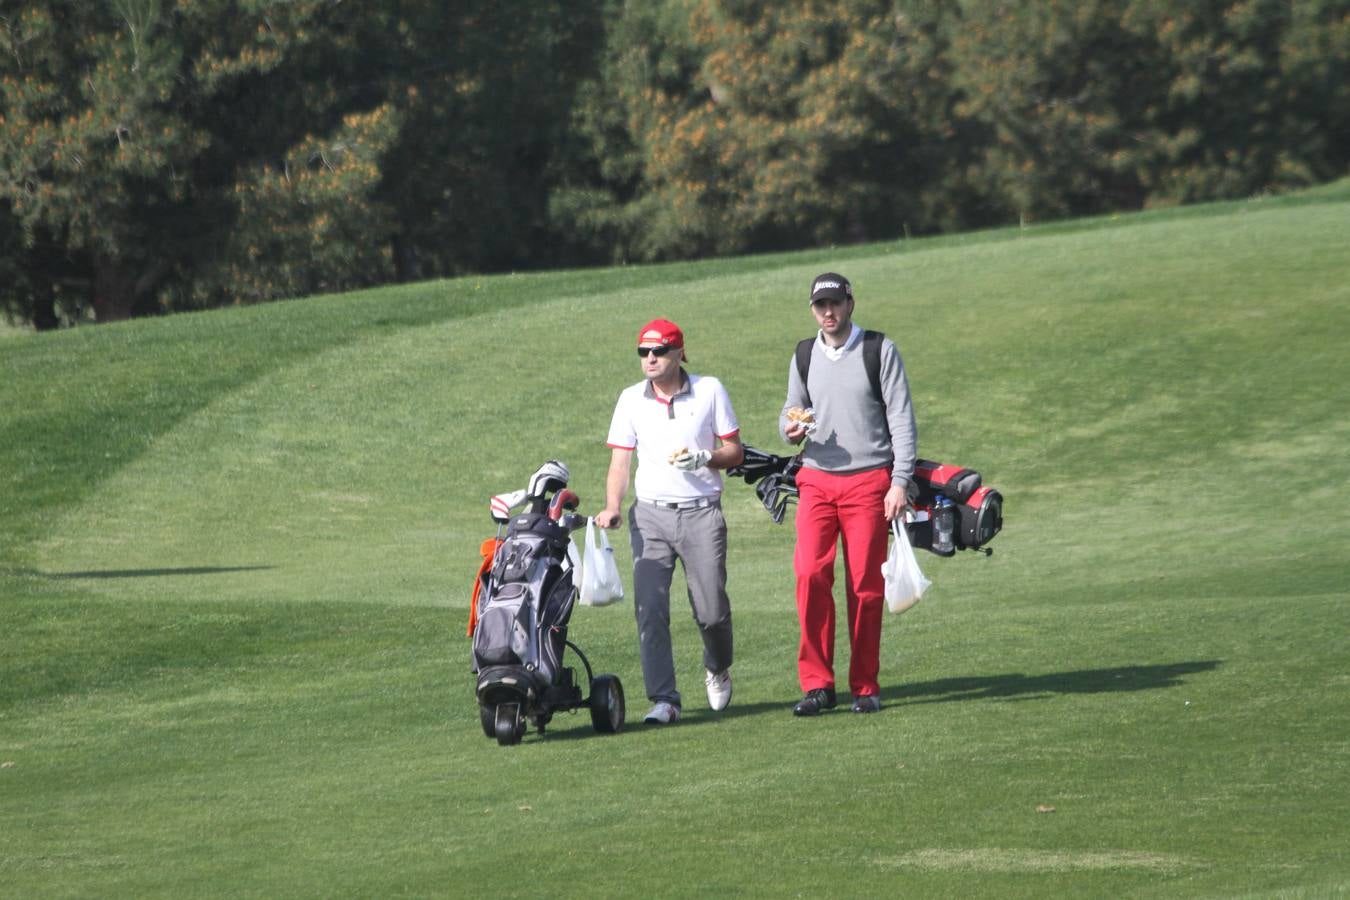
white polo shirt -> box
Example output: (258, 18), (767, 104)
(606, 372), (740, 502)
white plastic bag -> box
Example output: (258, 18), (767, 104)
(567, 533), (583, 572)
(578, 517), (625, 607)
(883, 519), (931, 614)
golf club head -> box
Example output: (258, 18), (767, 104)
(756, 473), (799, 525)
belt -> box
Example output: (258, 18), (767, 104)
(641, 496), (718, 511)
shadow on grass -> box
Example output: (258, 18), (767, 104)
(34, 566), (276, 579)
(685, 660), (1222, 726)
(881, 660), (1223, 706)
(471, 661), (1225, 743)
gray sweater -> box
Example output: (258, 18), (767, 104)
(779, 328), (918, 488)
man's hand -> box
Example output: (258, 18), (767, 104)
(594, 508), (623, 529)
(883, 484), (910, 521)
(672, 448), (712, 471)
(783, 407), (817, 445)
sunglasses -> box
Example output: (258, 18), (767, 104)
(636, 345), (676, 358)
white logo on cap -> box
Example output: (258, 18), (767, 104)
(641, 329), (664, 340)
(815, 281), (842, 291)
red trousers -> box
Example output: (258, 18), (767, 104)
(793, 466), (891, 697)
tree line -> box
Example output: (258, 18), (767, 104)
(2, 0), (1346, 327)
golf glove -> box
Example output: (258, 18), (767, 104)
(673, 449), (712, 471)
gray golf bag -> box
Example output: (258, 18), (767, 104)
(471, 461), (625, 746)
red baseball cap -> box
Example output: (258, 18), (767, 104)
(637, 318), (687, 360)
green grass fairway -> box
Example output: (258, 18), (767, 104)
(3, 184), (1349, 897)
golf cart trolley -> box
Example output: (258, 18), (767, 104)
(728, 447), (1003, 555)
(470, 460), (625, 746)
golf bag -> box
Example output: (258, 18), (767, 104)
(471, 509), (574, 688)
(728, 446), (1003, 556)
(470, 460), (625, 746)
(904, 459), (1003, 556)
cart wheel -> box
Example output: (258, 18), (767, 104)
(495, 703), (524, 746)
(589, 674), (625, 734)
(479, 703), (495, 739)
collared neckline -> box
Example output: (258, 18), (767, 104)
(818, 323), (863, 361)
(643, 369), (691, 401)
(644, 369), (691, 418)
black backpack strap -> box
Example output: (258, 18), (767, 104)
(862, 330), (885, 406)
(796, 331), (886, 408)
(794, 338), (815, 407)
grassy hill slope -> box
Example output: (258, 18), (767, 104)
(2, 184), (1348, 897)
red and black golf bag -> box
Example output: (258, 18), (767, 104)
(728, 448), (1003, 557)
(904, 459), (1003, 556)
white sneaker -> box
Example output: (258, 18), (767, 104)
(705, 668), (733, 711)
(643, 702), (680, 724)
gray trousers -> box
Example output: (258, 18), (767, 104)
(628, 500), (734, 707)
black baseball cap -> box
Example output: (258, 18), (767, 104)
(810, 273), (852, 304)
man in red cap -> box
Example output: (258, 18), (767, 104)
(781, 273), (918, 716)
(597, 318), (744, 725)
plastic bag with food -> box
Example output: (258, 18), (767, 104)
(785, 406), (818, 435)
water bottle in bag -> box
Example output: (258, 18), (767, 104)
(932, 494), (957, 556)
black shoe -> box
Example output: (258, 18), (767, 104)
(793, 688), (837, 716)
(851, 695), (881, 714)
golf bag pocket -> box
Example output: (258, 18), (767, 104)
(473, 582), (532, 667)
(492, 537), (539, 584)
(902, 509), (934, 554)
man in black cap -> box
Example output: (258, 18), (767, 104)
(780, 272), (918, 715)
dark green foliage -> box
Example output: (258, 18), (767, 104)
(0, 1), (601, 324)
(1, 0), (1346, 325)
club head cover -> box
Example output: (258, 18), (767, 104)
(727, 445), (790, 484)
(527, 459), (570, 499)
(490, 488), (528, 523)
